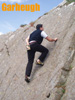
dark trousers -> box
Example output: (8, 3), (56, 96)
(25, 42), (49, 77)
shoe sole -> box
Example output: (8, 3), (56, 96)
(36, 63), (44, 66)
(25, 79), (30, 83)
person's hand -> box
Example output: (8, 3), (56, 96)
(26, 45), (31, 50)
(54, 38), (58, 42)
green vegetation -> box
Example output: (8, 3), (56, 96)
(20, 24), (27, 27)
(69, 65), (73, 70)
(66, 0), (75, 3)
(44, 12), (48, 15)
(62, 88), (65, 94)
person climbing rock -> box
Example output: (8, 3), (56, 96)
(25, 24), (58, 83)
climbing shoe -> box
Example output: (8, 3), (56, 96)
(25, 75), (30, 83)
(36, 60), (44, 66)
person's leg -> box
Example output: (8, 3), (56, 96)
(32, 43), (49, 62)
(38, 45), (49, 62)
(25, 50), (35, 77)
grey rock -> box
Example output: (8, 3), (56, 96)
(61, 57), (75, 100)
(0, 1), (75, 100)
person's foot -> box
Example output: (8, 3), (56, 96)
(25, 75), (30, 83)
(36, 59), (44, 66)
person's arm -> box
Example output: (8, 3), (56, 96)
(41, 31), (58, 42)
(26, 35), (30, 45)
(46, 36), (58, 42)
(26, 35), (31, 50)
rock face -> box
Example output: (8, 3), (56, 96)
(59, 0), (67, 6)
(0, 2), (75, 100)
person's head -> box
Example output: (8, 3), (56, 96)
(36, 24), (44, 31)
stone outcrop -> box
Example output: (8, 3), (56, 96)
(0, 1), (75, 100)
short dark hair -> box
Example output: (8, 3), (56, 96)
(36, 24), (43, 30)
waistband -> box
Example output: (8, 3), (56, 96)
(29, 40), (36, 44)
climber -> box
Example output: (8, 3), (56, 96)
(25, 24), (58, 83)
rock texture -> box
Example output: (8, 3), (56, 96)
(0, 1), (75, 100)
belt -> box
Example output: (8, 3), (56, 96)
(29, 41), (36, 44)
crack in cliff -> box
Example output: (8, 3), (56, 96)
(4, 44), (10, 56)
